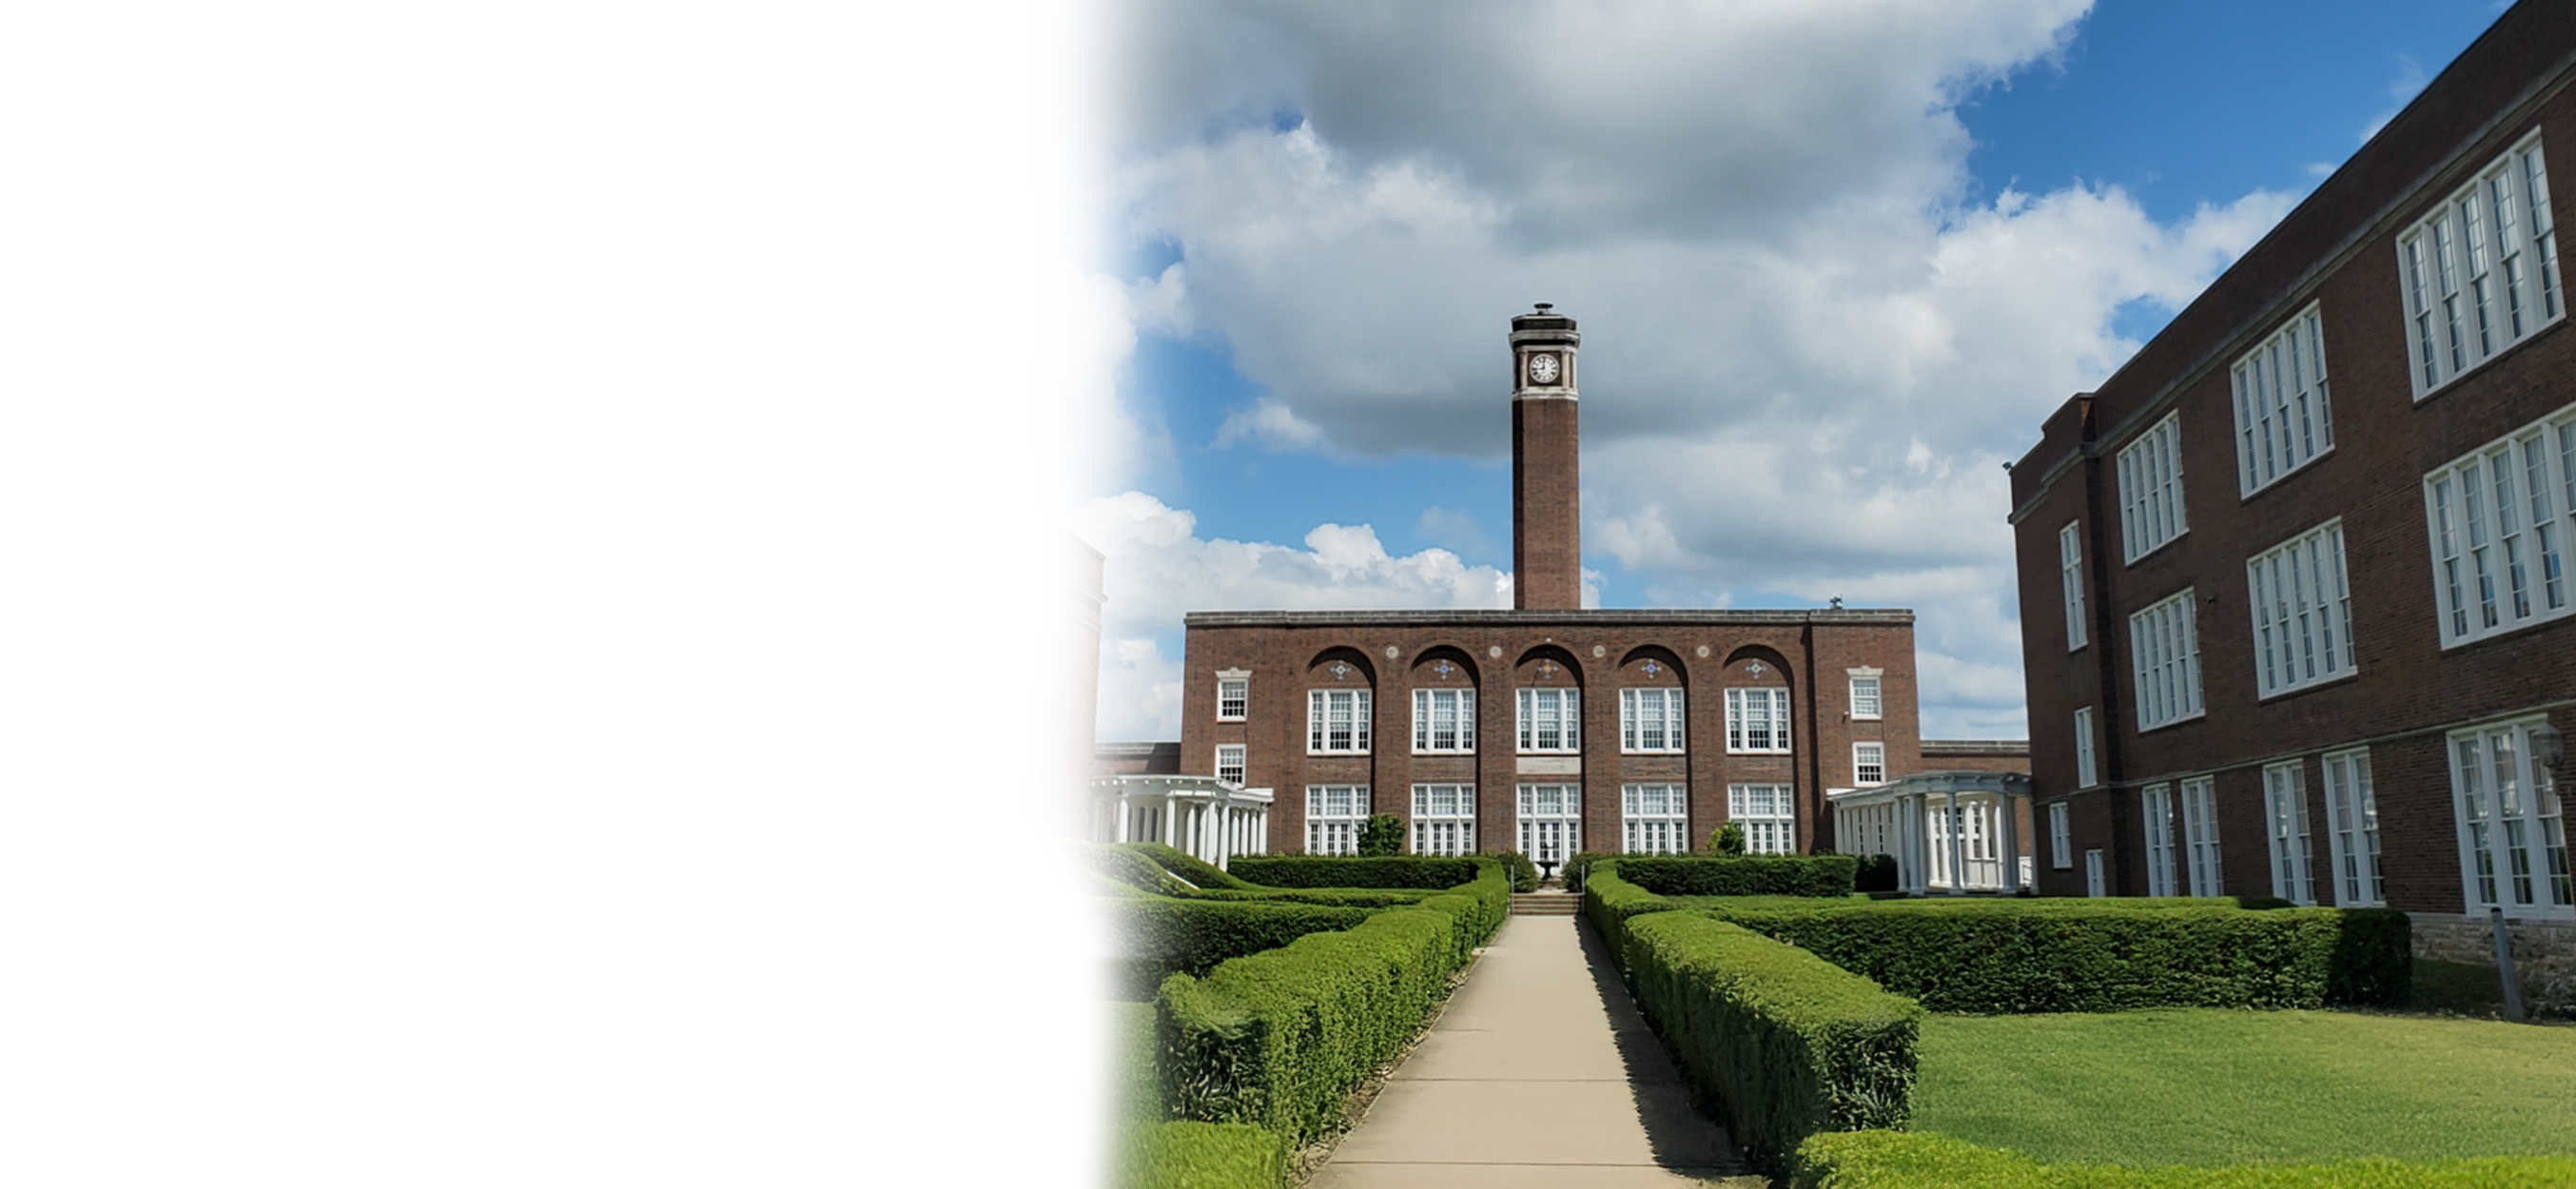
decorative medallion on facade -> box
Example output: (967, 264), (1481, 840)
(1591, 644), (1606, 657)
(1537, 660), (1561, 681)
(1488, 646), (1504, 658)
(1695, 645), (1710, 658)
(1642, 660), (1662, 678)
(1433, 660), (1456, 679)
(1746, 661), (1767, 678)
(1330, 662), (1353, 680)
(1384, 645), (1400, 659)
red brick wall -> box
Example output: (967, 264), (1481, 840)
(2011, 1), (2576, 912)
(1512, 397), (1582, 610)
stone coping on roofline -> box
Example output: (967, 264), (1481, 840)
(1922, 739), (2031, 754)
(1182, 608), (1914, 627)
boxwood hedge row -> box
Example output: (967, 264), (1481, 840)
(1613, 909), (1923, 1176)
(1699, 897), (2410, 1011)
(1113, 897), (1376, 982)
(1789, 1131), (2576, 1189)
(1617, 854), (1860, 898)
(1224, 855), (1481, 889)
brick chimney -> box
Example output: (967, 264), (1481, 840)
(1510, 303), (1581, 610)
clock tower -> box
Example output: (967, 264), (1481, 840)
(1510, 303), (1581, 610)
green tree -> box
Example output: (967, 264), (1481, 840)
(1712, 822), (1747, 856)
(1357, 813), (1405, 857)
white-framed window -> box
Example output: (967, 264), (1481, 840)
(1216, 672), (1249, 721)
(1306, 785), (1368, 856)
(1517, 784), (1580, 865)
(1622, 784), (1689, 854)
(1215, 745), (1245, 786)
(2142, 783), (2178, 897)
(2129, 589), (2204, 731)
(1412, 688), (1476, 753)
(2321, 748), (2384, 907)
(2060, 522), (2089, 651)
(2117, 411), (2188, 563)
(2250, 520), (2356, 698)
(2074, 707), (2098, 789)
(1847, 670), (1883, 719)
(1516, 688), (1580, 753)
(2399, 129), (2562, 399)
(2264, 761), (2315, 905)
(2085, 849), (2106, 897)
(1411, 784), (1475, 857)
(1852, 742), (1885, 787)
(1725, 688), (1791, 753)
(2425, 404), (2576, 648)
(2048, 802), (2072, 869)
(1727, 784), (1796, 855)
(2231, 303), (2335, 497)
(1307, 689), (1373, 754)
(2180, 776), (2222, 897)
(2449, 717), (2572, 917)
(1619, 688), (1684, 752)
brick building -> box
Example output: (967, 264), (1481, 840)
(1025, 519), (1107, 833)
(2009, 0), (2574, 955)
(1169, 305), (2025, 880)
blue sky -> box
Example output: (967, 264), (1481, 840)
(1080, 0), (2511, 741)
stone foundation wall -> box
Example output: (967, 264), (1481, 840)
(2410, 912), (2576, 1014)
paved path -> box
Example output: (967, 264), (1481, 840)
(1308, 907), (1748, 1188)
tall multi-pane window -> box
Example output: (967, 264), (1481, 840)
(2321, 748), (2385, 907)
(2231, 304), (2335, 496)
(1726, 688), (1791, 753)
(1622, 784), (1688, 854)
(1516, 689), (1580, 752)
(2181, 776), (2222, 897)
(1517, 784), (1581, 865)
(2142, 783), (2178, 897)
(2250, 521), (2357, 697)
(2074, 708), (2098, 789)
(2117, 412), (2188, 562)
(2085, 849), (2106, 897)
(1727, 784), (1796, 854)
(2399, 130), (2563, 398)
(1217, 675), (1249, 721)
(1307, 785), (1368, 855)
(2060, 522), (2089, 650)
(2049, 802), (2072, 869)
(1413, 689), (1475, 753)
(2264, 761), (2315, 905)
(1848, 671), (1883, 719)
(2130, 590), (2203, 731)
(1619, 688), (1685, 752)
(2449, 718), (2572, 916)
(1307, 689), (1372, 754)
(1411, 784), (1475, 857)
(2424, 403), (2576, 647)
(1852, 742), (1885, 787)
(1215, 745), (1246, 786)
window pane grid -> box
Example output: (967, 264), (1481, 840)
(1725, 688), (1791, 753)
(1853, 742), (1884, 787)
(2060, 522), (2088, 650)
(1306, 785), (1369, 856)
(2143, 784), (2177, 897)
(2427, 405), (2576, 647)
(2119, 413), (2188, 563)
(2265, 762), (2315, 905)
(1411, 784), (1475, 857)
(1517, 784), (1580, 865)
(1216, 745), (1245, 786)
(1727, 784), (1795, 855)
(2403, 132), (2564, 398)
(1620, 688), (1684, 753)
(1516, 688), (1579, 753)
(1622, 784), (1688, 855)
(1412, 688), (1475, 753)
(2322, 749), (2384, 907)
(2181, 777), (2222, 897)
(2129, 589), (2204, 730)
(2232, 305), (2333, 496)
(1217, 678), (1248, 720)
(2250, 521), (2356, 698)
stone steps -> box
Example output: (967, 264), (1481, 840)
(1511, 892), (1581, 915)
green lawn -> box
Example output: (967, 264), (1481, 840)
(1913, 1008), (2576, 1167)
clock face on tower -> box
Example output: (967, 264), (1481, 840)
(1528, 353), (1560, 384)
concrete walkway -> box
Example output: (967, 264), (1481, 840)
(1308, 907), (1749, 1187)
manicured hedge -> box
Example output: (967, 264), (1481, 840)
(1850, 853), (1899, 893)
(1180, 887), (1434, 908)
(1115, 1121), (1289, 1189)
(1113, 896), (1374, 982)
(1789, 1131), (2576, 1189)
(1483, 848), (1539, 891)
(1227, 855), (1481, 889)
(1620, 854), (1860, 898)
(1157, 906), (1470, 1144)
(1698, 898), (2411, 1011)
(1615, 910), (1922, 1175)
(1061, 848), (1154, 895)
(1123, 842), (1258, 890)
(1093, 843), (1197, 896)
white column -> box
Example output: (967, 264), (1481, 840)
(1946, 790), (1965, 895)
(1161, 793), (1176, 847)
(1114, 793), (1131, 843)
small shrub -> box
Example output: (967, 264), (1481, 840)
(1356, 813), (1405, 857)
(1713, 822), (1747, 855)
(1228, 854), (1481, 889)
(1482, 849), (1539, 892)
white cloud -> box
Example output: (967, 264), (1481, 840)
(1078, 491), (1512, 619)
(1035, 253), (1180, 489)
(1101, 0), (2303, 741)
(1097, 636), (1183, 742)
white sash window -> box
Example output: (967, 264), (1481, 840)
(1412, 688), (1475, 753)
(2264, 761), (2315, 905)
(1215, 745), (1245, 786)
(2400, 130), (2562, 398)
(1619, 688), (1684, 752)
(2142, 783), (2177, 897)
(2060, 523), (2089, 650)
(2231, 304), (2334, 496)
(1727, 784), (1795, 855)
(2321, 749), (2384, 907)
(2181, 777), (2222, 897)
(2049, 802), (2072, 869)
(1725, 688), (1790, 753)
(1517, 784), (1581, 865)
(2129, 589), (2203, 731)
(2117, 412), (2188, 563)
(2425, 405), (2576, 648)
(2449, 719), (2572, 917)
(1622, 784), (1688, 854)
(1411, 784), (1475, 857)
(2250, 521), (2356, 698)
(1516, 689), (1579, 753)
(1307, 689), (1373, 754)
(1306, 785), (1369, 856)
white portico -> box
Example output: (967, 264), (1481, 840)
(1829, 770), (2035, 894)
(1089, 774), (1273, 871)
